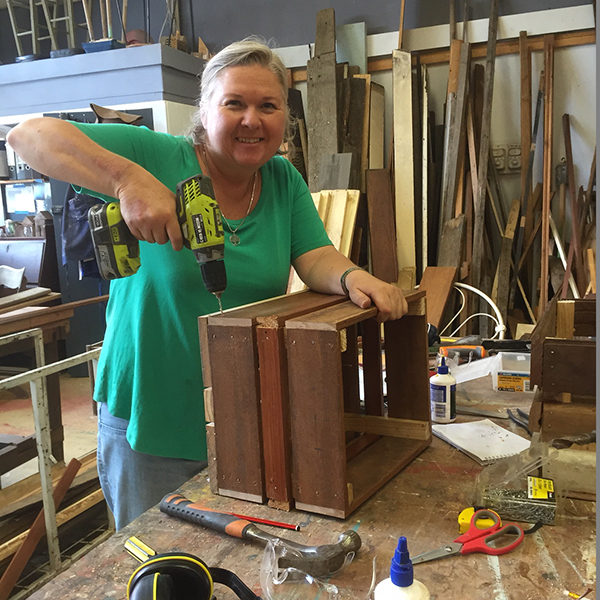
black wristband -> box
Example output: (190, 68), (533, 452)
(340, 267), (362, 296)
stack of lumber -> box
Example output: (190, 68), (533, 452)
(297, 5), (595, 339)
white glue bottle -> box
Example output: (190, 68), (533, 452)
(430, 356), (456, 423)
(374, 536), (430, 600)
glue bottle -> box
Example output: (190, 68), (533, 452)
(430, 356), (456, 423)
(374, 537), (430, 600)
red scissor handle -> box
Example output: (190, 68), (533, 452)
(461, 524), (525, 556)
(455, 509), (501, 544)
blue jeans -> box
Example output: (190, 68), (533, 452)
(97, 402), (207, 530)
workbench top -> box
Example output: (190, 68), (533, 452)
(28, 420), (596, 600)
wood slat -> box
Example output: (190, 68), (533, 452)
(418, 266), (458, 329)
(472, 0), (499, 293)
(366, 169), (398, 282)
(540, 34), (555, 314)
(392, 49), (416, 282)
(384, 313), (430, 421)
(307, 8), (338, 192)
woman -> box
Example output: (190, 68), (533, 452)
(7, 38), (407, 529)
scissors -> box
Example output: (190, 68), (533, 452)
(411, 509), (524, 565)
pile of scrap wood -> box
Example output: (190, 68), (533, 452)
(0, 452), (108, 595)
(291, 5), (595, 339)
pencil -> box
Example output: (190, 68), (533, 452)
(229, 512), (300, 531)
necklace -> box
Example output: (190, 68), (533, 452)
(221, 171), (257, 246)
(200, 146), (257, 246)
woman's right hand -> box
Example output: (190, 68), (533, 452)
(114, 164), (184, 250)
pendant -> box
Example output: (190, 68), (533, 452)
(229, 233), (241, 246)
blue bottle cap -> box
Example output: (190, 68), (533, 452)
(390, 536), (413, 587)
(437, 356), (449, 375)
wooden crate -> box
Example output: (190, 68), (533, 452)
(285, 291), (431, 518)
(529, 298), (596, 441)
(199, 291), (346, 505)
(200, 289), (431, 518)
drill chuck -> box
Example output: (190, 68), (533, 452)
(198, 258), (227, 295)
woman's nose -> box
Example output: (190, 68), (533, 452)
(241, 107), (260, 128)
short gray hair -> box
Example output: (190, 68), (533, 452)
(188, 36), (294, 148)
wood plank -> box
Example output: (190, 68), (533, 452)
(344, 414), (430, 440)
(286, 291), (425, 332)
(418, 266), (457, 329)
(339, 190), (361, 258)
(492, 198), (520, 323)
(437, 214), (466, 270)
(562, 113), (586, 294)
(342, 324), (361, 414)
(541, 338), (596, 398)
(307, 8), (338, 192)
(471, 0), (499, 292)
(421, 64), (429, 271)
(392, 49), (416, 274)
(530, 295), (558, 387)
(519, 31), (532, 201)
(366, 169), (398, 283)
(441, 40), (470, 228)
(369, 83), (385, 169)
(384, 314), (430, 421)
(0, 459), (81, 600)
(287, 327), (347, 515)
(540, 34), (555, 314)
(353, 73), (372, 192)
(256, 325), (293, 506)
(0, 488), (105, 564)
(208, 322), (264, 502)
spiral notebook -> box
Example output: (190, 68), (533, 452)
(432, 419), (531, 465)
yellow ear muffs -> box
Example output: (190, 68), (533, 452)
(127, 553), (213, 600)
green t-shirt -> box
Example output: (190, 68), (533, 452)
(72, 122), (331, 460)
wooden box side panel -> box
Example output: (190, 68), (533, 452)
(257, 325), (292, 504)
(208, 323), (264, 502)
(541, 339), (596, 398)
(287, 327), (347, 514)
(384, 313), (431, 421)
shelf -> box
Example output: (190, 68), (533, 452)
(0, 179), (48, 185)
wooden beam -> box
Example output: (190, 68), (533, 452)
(366, 169), (398, 282)
(520, 31), (532, 205)
(540, 34), (555, 314)
(418, 266), (457, 329)
(344, 414), (430, 440)
(306, 9), (338, 192)
(392, 49), (416, 282)
(472, 0), (499, 293)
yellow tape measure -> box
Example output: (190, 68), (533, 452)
(458, 507), (500, 534)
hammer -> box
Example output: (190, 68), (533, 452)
(159, 494), (361, 577)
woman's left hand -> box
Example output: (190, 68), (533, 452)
(343, 269), (408, 322)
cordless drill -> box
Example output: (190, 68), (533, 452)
(88, 174), (227, 300)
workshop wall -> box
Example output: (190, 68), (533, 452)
(0, 0), (594, 65)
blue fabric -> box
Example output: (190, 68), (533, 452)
(97, 401), (207, 530)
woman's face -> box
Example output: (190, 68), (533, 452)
(202, 64), (286, 172)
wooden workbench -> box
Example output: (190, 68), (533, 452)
(28, 410), (596, 600)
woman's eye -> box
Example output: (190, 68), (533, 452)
(224, 99), (241, 107)
(262, 103), (277, 110)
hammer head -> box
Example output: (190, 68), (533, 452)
(276, 530), (362, 578)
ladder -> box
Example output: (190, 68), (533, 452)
(6, 0), (75, 56)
